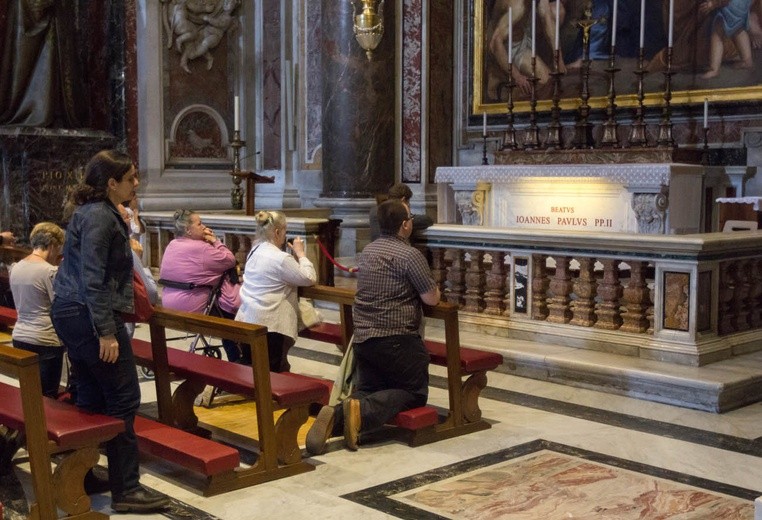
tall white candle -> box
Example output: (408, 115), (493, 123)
(234, 96), (240, 132)
(554, 1), (560, 50)
(704, 98), (709, 129)
(508, 7), (513, 64)
(668, 0), (674, 47)
(531, 0), (536, 57)
(483, 112), (487, 136)
(611, 0), (618, 47)
(639, 0), (645, 49)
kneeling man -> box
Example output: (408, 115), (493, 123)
(307, 199), (440, 453)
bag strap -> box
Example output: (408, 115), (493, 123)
(158, 279), (214, 291)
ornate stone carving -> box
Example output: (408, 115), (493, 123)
(632, 188), (669, 234)
(453, 182), (490, 226)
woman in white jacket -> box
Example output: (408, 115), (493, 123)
(236, 211), (316, 372)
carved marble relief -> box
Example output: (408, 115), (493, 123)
(162, 0), (241, 73)
(632, 188), (669, 234)
(167, 107), (228, 163)
(453, 182), (490, 225)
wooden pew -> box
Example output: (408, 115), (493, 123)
(133, 307), (329, 496)
(298, 285), (503, 446)
(0, 344), (124, 519)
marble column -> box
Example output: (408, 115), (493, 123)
(317, 0), (395, 256)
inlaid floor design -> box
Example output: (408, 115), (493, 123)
(344, 440), (756, 519)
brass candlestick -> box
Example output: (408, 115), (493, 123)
(600, 45), (620, 148)
(702, 127), (710, 166)
(656, 46), (675, 148)
(572, 4), (599, 149)
(501, 62), (520, 150)
(230, 130), (246, 210)
(523, 56), (541, 150)
(482, 132), (489, 165)
(544, 49), (564, 149)
(628, 47), (648, 147)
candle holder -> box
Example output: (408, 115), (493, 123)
(229, 130), (246, 210)
(544, 49), (564, 149)
(656, 46), (675, 148)
(482, 132), (489, 165)
(702, 126), (710, 166)
(628, 47), (648, 147)
(523, 56), (541, 150)
(600, 45), (620, 148)
(572, 6), (598, 149)
(500, 63), (520, 150)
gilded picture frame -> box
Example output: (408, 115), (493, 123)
(473, 0), (762, 116)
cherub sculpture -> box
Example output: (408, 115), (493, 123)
(161, 0), (240, 73)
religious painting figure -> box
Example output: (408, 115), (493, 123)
(0, 0), (88, 127)
(161, 0), (240, 73)
(701, 0), (755, 78)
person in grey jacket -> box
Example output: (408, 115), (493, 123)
(50, 150), (168, 514)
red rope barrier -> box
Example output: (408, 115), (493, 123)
(315, 236), (358, 273)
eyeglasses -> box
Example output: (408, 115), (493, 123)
(405, 214), (415, 221)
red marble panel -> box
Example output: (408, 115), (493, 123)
(262, 0), (281, 170)
(402, 0), (422, 183)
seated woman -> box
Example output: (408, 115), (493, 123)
(159, 209), (242, 362)
(9, 222), (65, 398)
(236, 211), (316, 372)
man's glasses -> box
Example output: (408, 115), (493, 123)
(405, 214), (415, 221)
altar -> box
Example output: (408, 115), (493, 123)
(435, 163), (753, 235)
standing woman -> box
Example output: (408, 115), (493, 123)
(236, 211), (316, 372)
(9, 222), (65, 398)
(51, 150), (168, 514)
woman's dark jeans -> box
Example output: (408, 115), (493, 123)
(51, 299), (142, 497)
(12, 340), (64, 398)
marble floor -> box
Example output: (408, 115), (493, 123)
(4, 315), (762, 519)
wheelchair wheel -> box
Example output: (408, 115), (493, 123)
(140, 366), (155, 380)
(202, 345), (222, 359)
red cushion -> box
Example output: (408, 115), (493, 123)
(134, 416), (239, 476)
(298, 322), (343, 344)
(390, 406), (439, 430)
(424, 340), (503, 374)
(0, 383), (124, 449)
(131, 339), (328, 408)
(0, 306), (17, 326)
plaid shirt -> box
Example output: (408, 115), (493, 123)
(353, 235), (437, 344)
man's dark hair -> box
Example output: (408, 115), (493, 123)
(378, 199), (409, 236)
(388, 183), (413, 201)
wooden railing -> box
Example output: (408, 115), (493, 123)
(419, 225), (762, 366)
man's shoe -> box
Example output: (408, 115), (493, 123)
(83, 465), (110, 494)
(343, 398), (361, 451)
(112, 485), (169, 514)
(306, 405), (335, 455)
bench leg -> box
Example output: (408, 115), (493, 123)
(172, 379), (207, 430)
(461, 371), (488, 423)
(51, 446), (108, 518)
(274, 406), (309, 465)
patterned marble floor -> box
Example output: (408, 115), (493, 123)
(3, 318), (762, 519)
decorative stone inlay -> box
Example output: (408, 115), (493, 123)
(632, 188), (669, 234)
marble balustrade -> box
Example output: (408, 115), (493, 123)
(139, 212), (339, 286)
(420, 225), (762, 366)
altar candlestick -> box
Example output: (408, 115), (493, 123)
(611, 0), (618, 47)
(704, 98), (709, 129)
(483, 112), (487, 136)
(508, 7), (513, 63)
(531, 0), (536, 57)
(668, 0), (674, 47)
(234, 96), (240, 131)
(639, 0), (645, 49)
(554, 1), (560, 50)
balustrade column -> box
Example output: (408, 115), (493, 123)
(546, 256), (573, 324)
(445, 249), (465, 308)
(595, 258), (623, 330)
(484, 251), (507, 316)
(718, 262), (736, 335)
(621, 261), (651, 333)
(531, 255), (549, 320)
(430, 248), (448, 300)
(750, 259), (762, 329)
(570, 257), (596, 327)
(464, 250), (486, 313)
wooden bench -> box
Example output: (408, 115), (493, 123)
(0, 306), (17, 330)
(298, 285), (503, 446)
(0, 344), (124, 519)
(132, 307), (329, 496)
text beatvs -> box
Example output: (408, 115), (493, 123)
(550, 206), (574, 213)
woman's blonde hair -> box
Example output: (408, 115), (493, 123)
(253, 210), (286, 242)
(30, 222), (65, 249)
